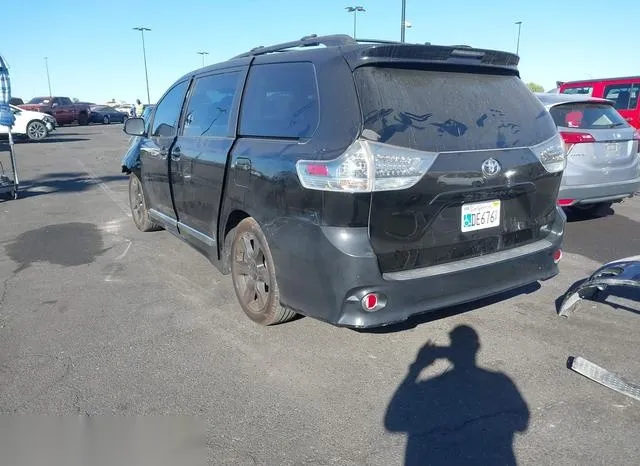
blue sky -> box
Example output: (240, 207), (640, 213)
(4, 0), (639, 104)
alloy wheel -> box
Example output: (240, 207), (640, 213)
(28, 121), (47, 140)
(233, 232), (271, 313)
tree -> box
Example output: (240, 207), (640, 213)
(526, 82), (544, 92)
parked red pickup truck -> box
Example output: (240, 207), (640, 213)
(19, 96), (91, 126)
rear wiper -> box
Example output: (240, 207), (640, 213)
(607, 122), (626, 128)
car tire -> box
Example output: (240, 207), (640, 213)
(230, 218), (297, 326)
(26, 120), (48, 141)
(103, 115), (110, 125)
(128, 172), (161, 232)
(77, 112), (89, 126)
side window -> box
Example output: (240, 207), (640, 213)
(604, 83), (638, 110)
(182, 72), (240, 138)
(560, 86), (592, 96)
(61, 98), (73, 105)
(151, 81), (189, 138)
(239, 62), (319, 138)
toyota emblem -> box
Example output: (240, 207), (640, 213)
(481, 158), (502, 177)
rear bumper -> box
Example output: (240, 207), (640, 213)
(559, 177), (640, 205)
(268, 207), (565, 328)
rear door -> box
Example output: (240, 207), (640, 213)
(171, 69), (244, 249)
(139, 80), (189, 229)
(549, 101), (639, 185)
(353, 67), (560, 273)
(602, 82), (640, 129)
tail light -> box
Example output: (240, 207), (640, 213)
(560, 131), (595, 154)
(557, 199), (574, 207)
(531, 133), (567, 173)
(296, 139), (437, 192)
(634, 130), (640, 154)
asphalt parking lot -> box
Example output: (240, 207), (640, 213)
(1, 125), (639, 464)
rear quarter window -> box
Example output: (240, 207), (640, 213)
(560, 86), (593, 96)
(239, 62), (319, 139)
(354, 67), (557, 152)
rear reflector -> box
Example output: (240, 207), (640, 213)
(361, 292), (387, 312)
(553, 249), (563, 264)
(306, 164), (329, 176)
(560, 131), (595, 145)
(557, 199), (574, 207)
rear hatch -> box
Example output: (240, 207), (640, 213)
(549, 102), (640, 186)
(353, 66), (562, 273)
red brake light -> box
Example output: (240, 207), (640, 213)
(559, 131), (595, 145)
(557, 199), (574, 207)
(305, 164), (329, 176)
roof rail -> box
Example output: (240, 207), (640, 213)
(355, 38), (405, 45)
(232, 34), (357, 59)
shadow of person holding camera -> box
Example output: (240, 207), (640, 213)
(385, 325), (529, 465)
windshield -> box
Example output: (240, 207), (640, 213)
(354, 67), (557, 152)
(549, 103), (628, 129)
(27, 97), (51, 104)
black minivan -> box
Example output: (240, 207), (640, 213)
(123, 35), (566, 328)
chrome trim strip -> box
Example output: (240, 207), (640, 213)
(148, 208), (177, 228)
(178, 221), (216, 247)
(383, 239), (554, 281)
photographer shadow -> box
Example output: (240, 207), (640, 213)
(385, 326), (529, 466)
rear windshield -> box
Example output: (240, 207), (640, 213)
(354, 67), (557, 152)
(549, 103), (628, 129)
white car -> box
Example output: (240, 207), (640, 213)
(0, 105), (56, 141)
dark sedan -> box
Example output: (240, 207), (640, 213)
(89, 105), (127, 124)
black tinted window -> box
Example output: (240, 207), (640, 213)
(151, 81), (188, 137)
(239, 62), (319, 138)
(604, 84), (639, 110)
(549, 103), (628, 129)
(182, 72), (240, 138)
(354, 67), (557, 152)
(561, 86), (593, 96)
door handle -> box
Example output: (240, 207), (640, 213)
(171, 146), (181, 161)
(236, 159), (251, 171)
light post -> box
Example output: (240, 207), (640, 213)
(401, 0), (406, 42)
(197, 51), (209, 67)
(133, 26), (151, 104)
(44, 57), (52, 97)
(515, 21), (523, 55)
(345, 6), (365, 38)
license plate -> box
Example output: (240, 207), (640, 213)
(605, 142), (619, 154)
(461, 200), (501, 232)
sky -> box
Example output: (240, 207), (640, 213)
(3, 0), (639, 104)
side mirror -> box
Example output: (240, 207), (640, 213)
(124, 117), (146, 136)
(51, 103), (59, 108)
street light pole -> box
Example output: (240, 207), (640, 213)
(133, 26), (151, 104)
(401, 0), (406, 42)
(44, 57), (52, 97)
(515, 21), (523, 55)
(345, 6), (365, 38)
(197, 51), (209, 67)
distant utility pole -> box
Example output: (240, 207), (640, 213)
(515, 21), (523, 55)
(197, 51), (209, 67)
(345, 6), (365, 38)
(44, 57), (52, 97)
(401, 0), (406, 42)
(133, 26), (152, 104)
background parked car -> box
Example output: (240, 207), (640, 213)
(536, 93), (640, 214)
(89, 105), (127, 124)
(0, 105), (56, 141)
(18, 96), (91, 126)
(558, 76), (640, 129)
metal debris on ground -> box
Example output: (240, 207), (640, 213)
(569, 356), (640, 402)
